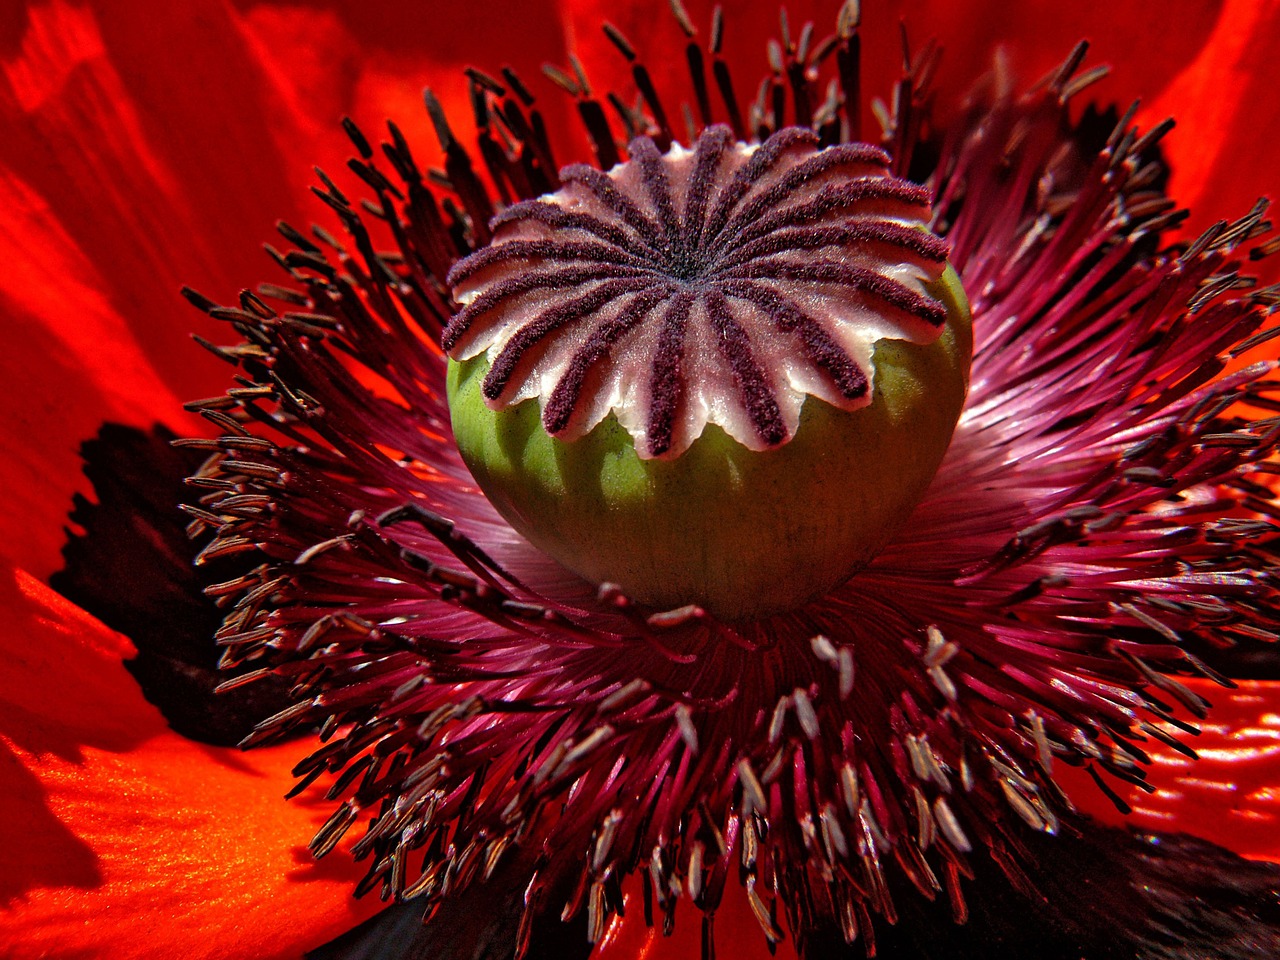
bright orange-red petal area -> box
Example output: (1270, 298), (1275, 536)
(1147, 0), (1280, 239)
(0, 562), (381, 960)
(1121, 678), (1280, 863)
(0, 0), (571, 581)
(1062, 677), (1280, 864)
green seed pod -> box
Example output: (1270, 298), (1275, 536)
(444, 127), (972, 620)
(447, 267), (969, 620)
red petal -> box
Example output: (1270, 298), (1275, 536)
(0, 1), (574, 577)
(0, 564), (381, 959)
(1144, 0), (1280, 236)
(916, 0), (1227, 116)
(0, 0), (301, 576)
(1063, 677), (1280, 864)
(1122, 678), (1280, 863)
(0, 1), (305, 394)
(0, 167), (184, 579)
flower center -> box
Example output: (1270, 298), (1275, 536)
(443, 126), (971, 619)
(446, 125), (954, 459)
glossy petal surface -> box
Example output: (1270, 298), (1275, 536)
(1123, 679), (1280, 863)
(0, 564), (380, 959)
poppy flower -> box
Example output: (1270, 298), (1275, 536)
(3, 2), (1280, 959)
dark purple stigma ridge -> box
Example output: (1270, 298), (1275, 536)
(698, 127), (821, 248)
(726, 180), (939, 253)
(490, 200), (653, 257)
(646, 292), (696, 457)
(683, 125), (734, 248)
(716, 222), (950, 274)
(628, 137), (682, 244)
(705, 147), (905, 258)
(723, 260), (948, 327)
(720, 279), (869, 401)
(559, 164), (669, 252)
(446, 237), (648, 287)
(704, 291), (788, 445)
(542, 286), (673, 435)
(444, 264), (651, 353)
(481, 276), (659, 401)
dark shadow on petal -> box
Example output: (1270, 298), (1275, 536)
(803, 821), (1280, 960)
(1178, 634), (1280, 682)
(0, 742), (101, 905)
(308, 843), (592, 960)
(305, 901), (424, 960)
(51, 422), (293, 746)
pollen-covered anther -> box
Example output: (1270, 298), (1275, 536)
(445, 125), (950, 459)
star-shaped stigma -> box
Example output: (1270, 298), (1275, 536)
(445, 125), (951, 458)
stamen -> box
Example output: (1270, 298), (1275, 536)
(709, 6), (746, 139)
(168, 11), (1280, 958)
